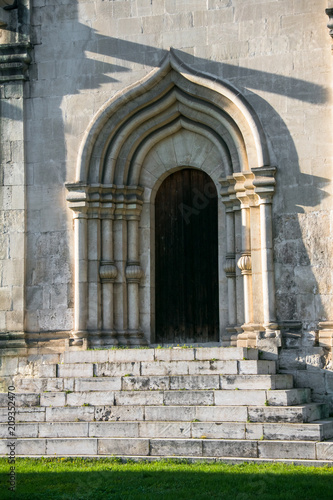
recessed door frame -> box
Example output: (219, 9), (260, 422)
(154, 167), (219, 344)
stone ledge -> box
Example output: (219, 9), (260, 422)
(0, 43), (31, 81)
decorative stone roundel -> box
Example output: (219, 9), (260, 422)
(125, 265), (144, 283)
(237, 255), (252, 275)
(224, 258), (236, 277)
(99, 263), (117, 282)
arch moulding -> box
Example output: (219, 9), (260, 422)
(66, 50), (278, 347)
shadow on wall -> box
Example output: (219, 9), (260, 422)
(1, 0), (331, 337)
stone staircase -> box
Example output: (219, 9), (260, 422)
(1, 347), (333, 463)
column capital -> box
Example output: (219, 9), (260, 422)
(252, 166), (276, 203)
(66, 183), (144, 219)
(219, 175), (238, 210)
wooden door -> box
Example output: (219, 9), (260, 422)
(155, 168), (219, 344)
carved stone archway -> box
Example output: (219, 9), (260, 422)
(66, 50), (277, 347)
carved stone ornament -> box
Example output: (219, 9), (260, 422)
(224, 257), (236, 277)
(326, 8), (333, 39)
(125, 264), (144, 283)
(99, 262), (117, 282)
(237, 254), (252, 275)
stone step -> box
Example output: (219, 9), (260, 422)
(1, 419), (333, 441)
(50, 359), (275, 378)
(2, 402), (325, 424)
(13, 373), (294, 395)
(247, 403), (329, 423)
(143, 404), (328, 423)
(61, 347), (259, 364)
(1, 437), (332, 460)
(0, 348), (260, 378)
(1, 385), (307, 411)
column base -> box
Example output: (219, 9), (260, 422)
(318, 322), (333, 349)
(221, 327), (238, 346)
(117, 329), (148, 346)
(236, 324), (263, 348)
(263, 322), (279, 338)
(69, 330), (89, 347)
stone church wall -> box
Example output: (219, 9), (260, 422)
(0, 0), (332, 385)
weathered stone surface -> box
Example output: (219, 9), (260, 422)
(114, 391), (163, 406)
(267, 388), (311, 406)
(0, 439), (46, 456)
(170, 375), (219, 390)
(0, 393), (39, 407)
(248, 404), (327, 424)
(150, 439), (202, 456)
(75, 377), (122, 392)
(214, 390), (267, 406)
(164, 391), (214, 406)
(47, 438), (97, 455)
(195, 406), (248, 422)
(0, 423), (38, 438)
(202, 440), (258, 458)
(192, 422), (245, 439)
(122, 376), (170, 391)
(40, 392), (66, 407)
(238, 360), (276, 375)
(145, 406), (196, 422)
(245, 423), (264, 440)
(89, 422), (139, 438)
(258, 441), (316, 460)
(94, 362), (140, 377)
(63, 350), (109, 364)
(39, 423), (89, 438)
(98, 438), (149, 456)
(109, 349), (155, 363)
(0, 407), (45, 423)
(45, 407), (94, 422)
(95, 406), (144, 422)
(66, 391), (115, 407)
(220, 375), (293, 390)
(155, 348), (195, 361)
(139, 422), (191, 438)
(188, 360), (238, 375)
(58, 364), (93, 378)
(316, 440), (333, 460)
(194, 348), (258, 361)
(141, 361), (189, 376)
(262, 422), (333, 441)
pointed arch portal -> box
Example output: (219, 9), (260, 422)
(66, 50), (278, 347)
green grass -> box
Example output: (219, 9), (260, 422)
(1, 458), (333, 499)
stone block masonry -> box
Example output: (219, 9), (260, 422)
(0, 0), (333, 461)
(0, 347), (332, 462)
(0, 0), (331, 349)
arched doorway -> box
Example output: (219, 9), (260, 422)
(155, 168), (219, 344)
(67, 51), (278, 347)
